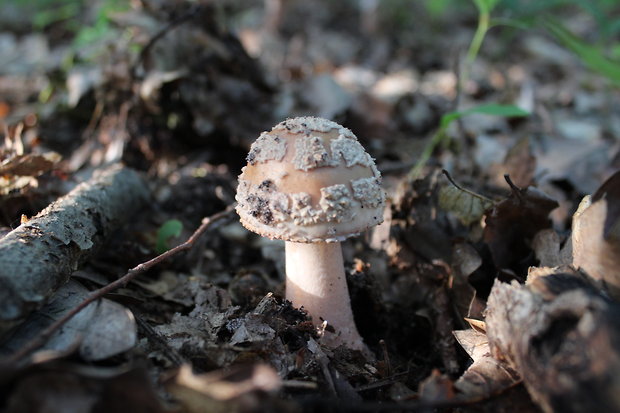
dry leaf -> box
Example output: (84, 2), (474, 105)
(0, 151), (60, 177)
(438, 176), (494, 226)
(0, 151), (61, 196)
(532, 228), (566, 267)
(0, 280), (136, 362)
(486, 274), (620, 413)
(451, 242), (480, 318)
(484, 179), (558, 272)
(165, 364), (282, 413)
(572, 171), (620, 298)
(502, 137), (536, 188)
(454, 329), (488, 360)
(464, 318), (486, 333)
(453, 329), (521, 398)
(229, 315), (276, 346)
(452, 242), (483, 278)
(418, 369), (455, 402)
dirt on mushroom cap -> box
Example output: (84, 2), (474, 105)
(236, 117), (386, 243)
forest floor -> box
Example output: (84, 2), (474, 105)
(1, 1), (620, 412)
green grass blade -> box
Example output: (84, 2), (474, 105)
(463, 103), (530, 117)
(473, 0), (500, 14)
(543, 18), (620, 85)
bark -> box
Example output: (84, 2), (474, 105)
(0, 164), (149, 335)
(485, 271), (620, 413)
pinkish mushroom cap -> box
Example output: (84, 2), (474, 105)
(235, 116), (385, 243)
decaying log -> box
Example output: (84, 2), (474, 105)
(0, 164), (149, 335)
(485, 270), (620, 413)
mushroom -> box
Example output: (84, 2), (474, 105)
(235, 116), (385, 351)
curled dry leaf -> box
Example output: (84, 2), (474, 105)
(0, 151), (61, 196)
(0, 151), (60, 177)
(572, 170), (620, 298)
(464, 318), (486, 333)
(453, 329), (520, 398)
(483, 178), (558, 272)
(453, 329), (488, 360)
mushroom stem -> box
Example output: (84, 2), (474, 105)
(285, 241), (365, 351)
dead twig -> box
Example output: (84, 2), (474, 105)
(442, 169), (494, 204)
(3, 205), (236, 366)
(379, 339), (392, 377)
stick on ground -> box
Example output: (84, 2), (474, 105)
(3, 206), (235, 365)
(0, 164), (149, 334)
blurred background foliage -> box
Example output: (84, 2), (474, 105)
(7, 0), (620, 78)
(11, 0), (129, 44)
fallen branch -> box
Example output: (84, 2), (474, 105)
(485, 270), (620, 413)
(3, 205), (235, 365)
(0, 164), (149, 334)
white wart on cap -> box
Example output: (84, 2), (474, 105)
(236, 117), (385, 243)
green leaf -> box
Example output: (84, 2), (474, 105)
(440, 103), (530, 128)
(464, 103), (531, 117)
(156, 219), (183, 254)
(543, 18), (620, 85)
(439, 112), (462, 129)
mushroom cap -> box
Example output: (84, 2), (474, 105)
(236, 116), (386, 243)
